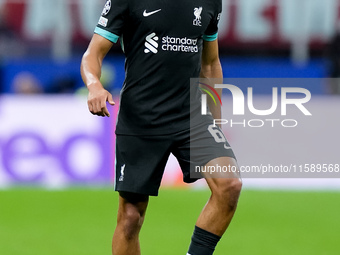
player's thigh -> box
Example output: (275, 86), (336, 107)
(202, 156), (241, 179)
(203, 156), (242, 199)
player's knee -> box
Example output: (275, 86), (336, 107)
(229, 178), (242, 201)
(118, 208), (145, 240)
(213, 178), (242, 211)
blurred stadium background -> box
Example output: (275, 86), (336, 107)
(0, 0), (340, 254)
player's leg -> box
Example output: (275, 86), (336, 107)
(113, 134), (172, 254)
(112, 192), (149, 255)
(187, 157), (242, 255)
(196, 157), (241, 235)
(173, 121), (241, 254)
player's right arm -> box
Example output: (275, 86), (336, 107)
(80, 34), (115, 117)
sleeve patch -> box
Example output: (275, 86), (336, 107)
(98, 16), (108, 27)
(94, 27), (119, 43)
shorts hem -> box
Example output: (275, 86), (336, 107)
(115, 187), (159, 197)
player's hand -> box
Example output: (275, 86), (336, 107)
(87, 83), (115, 117)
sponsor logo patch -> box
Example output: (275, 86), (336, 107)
(98, 16), (108, 27)
(144, 33), (159, 54)
(144, 32), (199, 54)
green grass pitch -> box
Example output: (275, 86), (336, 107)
(0, 188), (339, 254)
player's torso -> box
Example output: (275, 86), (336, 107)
(112, 0), (220, 135)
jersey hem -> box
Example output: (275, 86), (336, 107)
(115, 127), (189, 136)
(115, 117), (214, 136)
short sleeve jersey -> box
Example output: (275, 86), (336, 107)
(95, 0), (222, 135)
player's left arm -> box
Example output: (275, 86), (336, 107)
(200, 39), (223, 120)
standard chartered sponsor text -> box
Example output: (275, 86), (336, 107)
(162, 36), (198, 53)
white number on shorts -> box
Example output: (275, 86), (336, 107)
(208, 124), (227, 143)
(208, 125), (231, 149)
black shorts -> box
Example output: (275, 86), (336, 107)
(115, 122), (236, 196)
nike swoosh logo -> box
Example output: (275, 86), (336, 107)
(143, 9), (161, 17)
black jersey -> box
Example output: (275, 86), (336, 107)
(95, 0), (222, 135)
